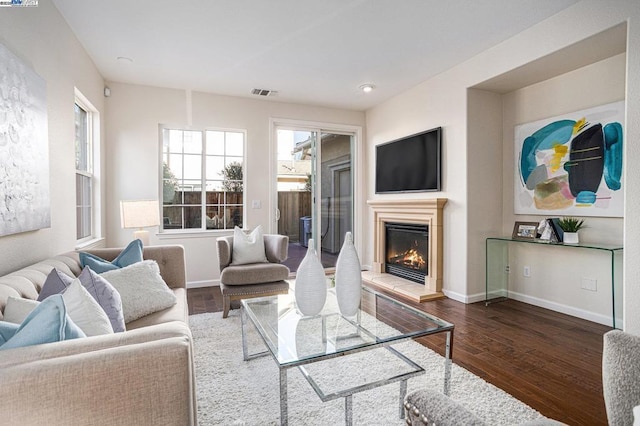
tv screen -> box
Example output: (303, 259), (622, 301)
(375, 127), (441, 193)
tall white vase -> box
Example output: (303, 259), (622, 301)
(335, 232), (362, 317)
(295, 239), (327, 316)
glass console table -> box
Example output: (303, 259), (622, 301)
(486, 237), (623, 328)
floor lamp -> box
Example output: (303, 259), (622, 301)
(120, 200), (160, 246)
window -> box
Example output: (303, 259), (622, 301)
(161, 128), (245, 231)
(75, 101), (93, 241)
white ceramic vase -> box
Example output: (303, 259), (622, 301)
(564, 232), (579, 244)
(294, 239), (327, 316)
(335, 232), (362, 317)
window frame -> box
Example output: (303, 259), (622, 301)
(74, 90), (100, 245)
(159, 126), (247, 234)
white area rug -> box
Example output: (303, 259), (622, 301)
(191, 311), (546, 425)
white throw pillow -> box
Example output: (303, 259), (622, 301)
(3, 297), (40, 324)
(231, 225), (267, 265)
(62, 279), (114, 336)
(100, 260), (177, 323)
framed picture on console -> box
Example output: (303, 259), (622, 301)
(512, 222), (538, 240)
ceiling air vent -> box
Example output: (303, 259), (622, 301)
(251, 88), (278, 97)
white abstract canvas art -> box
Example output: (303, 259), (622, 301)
(0, 42), (50, 236)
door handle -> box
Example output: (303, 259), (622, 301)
(275, 208), (280, 221)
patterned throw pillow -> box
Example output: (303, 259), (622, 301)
(79, 239), (143, 273)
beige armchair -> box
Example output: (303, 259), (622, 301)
(217, 234), (290, 318)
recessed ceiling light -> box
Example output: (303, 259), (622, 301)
(117, 56), (133, 63)
(360, 84), (375, 93)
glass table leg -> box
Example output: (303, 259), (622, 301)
(444, 330), (453, 396)
(280, 368), (288, 426)
(345, 394), (353, 425)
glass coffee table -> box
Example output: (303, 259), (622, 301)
(241, 285), (454, 425)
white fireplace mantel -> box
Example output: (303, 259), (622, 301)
(364, 198), (447, 302)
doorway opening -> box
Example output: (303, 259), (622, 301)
(275, 128), (355, 272)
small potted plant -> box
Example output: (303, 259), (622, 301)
(558, 217), (585, 244)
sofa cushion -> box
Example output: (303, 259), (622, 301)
(126, 288), (188, 330)
(221, 262), (289, 285)
(37, 268), (74, 301)
(0, 295), (86, 350)
(80, 239), (143, 273)
(62, 279), (114, 336)
(101, 260), (177, 323)
(3, 297), (40, 324)
(231, 226), (267, 266)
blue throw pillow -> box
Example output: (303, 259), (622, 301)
(0, 295), (86, 350)
(79, 239), (144, 273)
(0, 322), (19, 345)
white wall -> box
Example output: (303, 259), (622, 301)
(0, 0), (106, 276)
(365, 0), (640, 332)
(497, 54), (625, 325)
(104, 83), (365, 286)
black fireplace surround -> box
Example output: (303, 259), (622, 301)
(385, 222), (428, 284)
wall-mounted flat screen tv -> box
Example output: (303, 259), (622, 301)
(375, 127), (442, 193)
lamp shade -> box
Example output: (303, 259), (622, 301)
(120, 200), (160, 229)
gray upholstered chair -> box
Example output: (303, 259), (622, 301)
(603, 329), (640, 426)
(217, 234), (290, 318)
(403, 390), (566, 425)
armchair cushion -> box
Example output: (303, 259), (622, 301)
(221, 263), (289, 286)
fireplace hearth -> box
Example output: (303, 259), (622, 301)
(385, 223), (428, 284)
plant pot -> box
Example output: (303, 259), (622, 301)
(564, 232), (579, 244)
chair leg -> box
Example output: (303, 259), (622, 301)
(222, 295), (231, 318)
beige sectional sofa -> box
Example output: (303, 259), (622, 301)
(0, 245), (197, 426)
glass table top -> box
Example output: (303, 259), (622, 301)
(241, 285), (454, 368)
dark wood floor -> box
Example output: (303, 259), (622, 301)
(187, 285), (611, 426)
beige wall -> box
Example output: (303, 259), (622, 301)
(366, 0), (640, 331)
(0, 0), (106, 276)
(104, 83), (365, 285)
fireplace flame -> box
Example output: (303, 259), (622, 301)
(389, 242), (426, 270)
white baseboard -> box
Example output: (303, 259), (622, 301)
(442, 289), (486, 304)
(187, 280), (219, 289)
(507, 290), (619, 328)
(441, 288), (620, 328)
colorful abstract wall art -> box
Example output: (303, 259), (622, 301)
(514, 101), (624, 217)
(0, 42), (50, 236)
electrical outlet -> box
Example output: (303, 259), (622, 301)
(581, 278), (597, 292)
(523, 266), (531, 278)
(505, 265), (510, 274)
(251, 200), (261, 209)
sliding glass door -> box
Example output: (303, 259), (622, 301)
(275, 126), (354, 272)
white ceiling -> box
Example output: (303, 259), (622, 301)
(52, 0), (580, 111)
